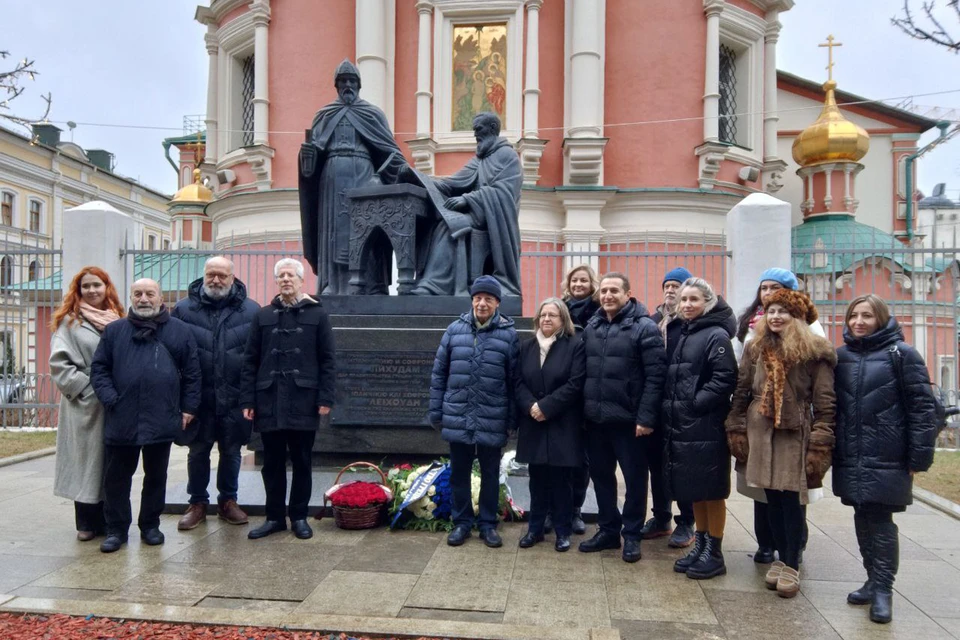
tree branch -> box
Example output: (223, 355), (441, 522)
(892, 0), (960, 53)
(0, 49), (53, 133)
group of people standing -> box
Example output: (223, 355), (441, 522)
(428, 264), (938, 625)
(51, 257), (336, 554)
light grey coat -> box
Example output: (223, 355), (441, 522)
(51, 317), (106, 503)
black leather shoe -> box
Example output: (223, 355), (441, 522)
(100, 534), (127, 553)
(579, 530), (621, 553)
(555, 535), (571, 552)
(543, 514), (554, 534)
(674, 531), (706, 573)
(848, 580), (874, 605)
(447, 525), (472, 546)
(753, 546), (776, 564)
(247, 519), (287, 540)
(480, 528), (503, 548)
(870, 590), (893, 624)
(291, 519), (313, 539)
(519, 531), (544, 548)
(686, 535), (726, 579)
(140, 528), (164, 546)
(622, 538), (642, 563)
(571, 510), (587, 536)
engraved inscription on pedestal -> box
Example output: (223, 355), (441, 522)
(332, 350), (434, 426)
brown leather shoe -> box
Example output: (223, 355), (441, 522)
(177, 503), (207, 530)
(218, 499), (249, 525)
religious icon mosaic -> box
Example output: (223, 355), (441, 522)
(451, 23), (507, 131)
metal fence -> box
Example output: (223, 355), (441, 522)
(7, 231), (960, 450)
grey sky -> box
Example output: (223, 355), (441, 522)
(1, 0), (958, 199)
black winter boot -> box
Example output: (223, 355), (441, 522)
(674, 531), (706, 573)
(687, 535), (726, 580)
(870, 520), (899, 624)
(848, 511), (875, 605)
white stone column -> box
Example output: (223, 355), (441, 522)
(356, 0), (389, 118)
(762, 15), (780, 161)
(252, 10), (270, 145)
(703, 0), (724, 143)
(523, 0), (542, 138)
(725, 193), (791, 329)
(203, 30), (220, 162)
(62, 202), (136, 299)
(569, 0), (603, 138)
(415, 2), (433, 137)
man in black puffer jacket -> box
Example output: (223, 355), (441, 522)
(579, 272), (666, 563)
(91, 278), (202, 553)
(172, 257), (260, 531)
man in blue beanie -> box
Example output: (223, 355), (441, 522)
(430, 275), (520, 548)
(645, 267), (697, 548)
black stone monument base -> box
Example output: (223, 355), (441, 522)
(247, 312), (532, 460)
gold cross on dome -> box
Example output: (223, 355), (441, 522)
(818, 34), (843, 81)
(184, 131), (204, 167)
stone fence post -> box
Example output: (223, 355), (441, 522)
(725, 192), (792, 328)
(61, 201), (137, 300)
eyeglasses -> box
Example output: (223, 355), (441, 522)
(538, 313), (561, 320)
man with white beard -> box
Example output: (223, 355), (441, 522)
(172, 257), (260, 531)
(91, 278), (202, 553)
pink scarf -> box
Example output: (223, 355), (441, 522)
(748, 307), (764, 331)
(79, 302), (120, 332)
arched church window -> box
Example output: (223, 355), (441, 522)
(718, 44), (738, 145)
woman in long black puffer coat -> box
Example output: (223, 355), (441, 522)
(834, 294), (937, 625)
(661, 277), (738, 580)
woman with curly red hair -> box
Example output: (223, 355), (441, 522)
(50, 266), (125, 541)
(725, 289), (836, 598)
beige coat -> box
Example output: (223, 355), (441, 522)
(51, 318), (106, 503)
(725, 338), (837, 505)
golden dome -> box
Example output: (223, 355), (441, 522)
(792, 80), (870, 167)
(171, 169), (213, 204)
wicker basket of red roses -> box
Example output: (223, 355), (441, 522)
(322, 462), (393, 530)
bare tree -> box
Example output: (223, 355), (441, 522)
(0, 50), (52, 131)
(892, 0), (960, 52)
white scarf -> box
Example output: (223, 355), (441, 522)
(535, 330), (557, 366)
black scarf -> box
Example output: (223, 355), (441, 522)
(128, 304), (170, 341)
(566, 296), (598, 329)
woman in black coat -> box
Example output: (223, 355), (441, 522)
(515, 297), (586, 552)
(661, 278), (738, 580)
(561, 263), (600, 533)
(834, 294), (937, 624)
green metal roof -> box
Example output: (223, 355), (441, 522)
(791, 215), (949, 275)
(162, 131), (206, 146)
(6, 253), (210, 294)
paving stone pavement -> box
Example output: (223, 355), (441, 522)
(1, 452), (960, 640)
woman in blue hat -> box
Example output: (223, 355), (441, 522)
(732, 268), (823, 566)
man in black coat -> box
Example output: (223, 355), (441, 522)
(240, 258), (336, 541)
(91, 278), (202, 553)
(579, 272), (666, 562)
(645, 267), (696, 548)
(172, 257), (259, 531)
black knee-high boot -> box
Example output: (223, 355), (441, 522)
(870, 520), (899, 624)
(847, 511), (874, 605)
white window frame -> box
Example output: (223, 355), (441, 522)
(432, 0), (525, 149)
(216, 13), (256, 156)
(147, 234), (157, 250)
(718, 4), (765, 164)
(26, 198), (44, 234)
(27, 259), (41, 282)
(1, 190), (17, 228)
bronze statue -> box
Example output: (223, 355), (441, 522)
(298, 60), (409, 295)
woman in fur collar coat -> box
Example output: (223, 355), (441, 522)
(725, 288), (836, 598)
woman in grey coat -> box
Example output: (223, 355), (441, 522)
(50, 266), (124, 541)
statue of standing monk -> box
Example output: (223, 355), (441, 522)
(298, 60), (410, 295)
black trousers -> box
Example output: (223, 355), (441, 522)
(754, 499), (809, 551)
(645, 431), (694, 525)
(572, 453), (591, 512)
(74, 501), (105, 533)
(103, 442), (172, 537)
(853, 505), (899, 591)
(261, 429), (316, 521)
(449, 442), (502, 531)
(528, 464), (574, 536)
(764, 489), (805, 569)
(587, 422), (648, 540)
